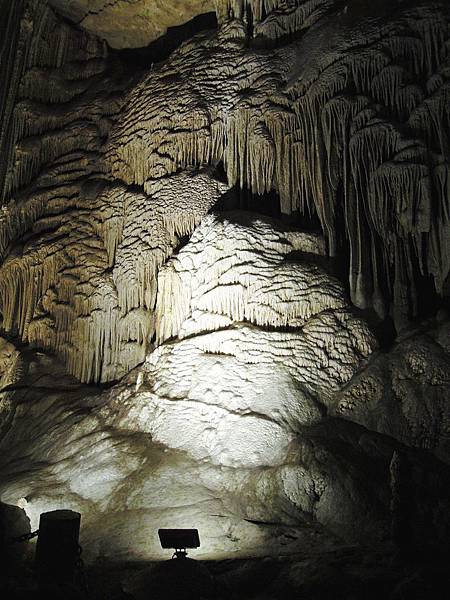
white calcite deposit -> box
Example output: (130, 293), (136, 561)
(0, 214), (382, 560)
(0, 0), (449, 569)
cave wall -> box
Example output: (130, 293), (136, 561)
(0, 1), (448, 388)
(0, 1), (229, 382)
(0, 0), (449, 571)
(107, 0), (450, 322)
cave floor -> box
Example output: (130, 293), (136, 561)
(4, 543), (449, 600)
(84, 546), (450, 600)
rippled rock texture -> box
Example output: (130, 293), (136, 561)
(1, 214), (449, 564)
(0, 0), (449, 575)
(0, 213), (376, 560)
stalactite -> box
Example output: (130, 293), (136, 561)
(0, 2), (153, 383)
(0, 0), (107, 202)
(216, 0), (332, 40)
(107, 1), (450, 318)
(253, 0), (333, 40)
(0, 172), (227, 382)
(1, 0), (449, 383)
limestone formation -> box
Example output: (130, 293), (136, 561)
(0, 172), (227, 382)
(0, 0), (449, 583)
(106, 0), (450, 318)
(0, 215), (392, 559)
(1, 0), (449, 382)
(332, 318), (450, 461)
(140, 212), (375, 467)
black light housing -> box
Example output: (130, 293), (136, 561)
(158, 528), (200, 559)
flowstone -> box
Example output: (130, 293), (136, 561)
(0, 214), (384, 561)
(0, 0), (449, 582)
(1, 1), (449, 388)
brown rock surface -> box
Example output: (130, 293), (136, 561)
(48, 0), (215, 48)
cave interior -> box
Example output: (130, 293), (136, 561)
(0, 1), (449, 599)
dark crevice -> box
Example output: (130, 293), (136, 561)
(171, 234), (191, 257)
(217, 185), (282, 219)
(245, 4), (254, 38)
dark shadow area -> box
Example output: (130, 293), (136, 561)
(216, 184), (282, 219)
(215, 180), (323, 235)
(112, 12), (217, 72)
(415, 273), (442, 320)
(370, 314), (398, 350)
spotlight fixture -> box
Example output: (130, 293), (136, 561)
(158, 528), (200, 559)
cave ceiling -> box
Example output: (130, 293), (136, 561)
(47, 0), (216, 48)
(0, 0), (449, 581)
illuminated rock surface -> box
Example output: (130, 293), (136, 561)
(0, 214), (379, 560)
(106, 0), (450, 320)
(0, 1), (449, 596)
(1, 215), (449, 568)
(1, 0), (449, 383)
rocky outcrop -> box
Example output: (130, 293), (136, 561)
(106, 0), (450, 320)
(0, 173), (227, 382)
(332, 317), (450, 461)
(1, 1), (449, 383)
(1, 215), (449, 565)
(0, 214), (377, 560)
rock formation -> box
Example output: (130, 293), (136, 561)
(48, 0), (216, 49)
(0, 0), (449, 592)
